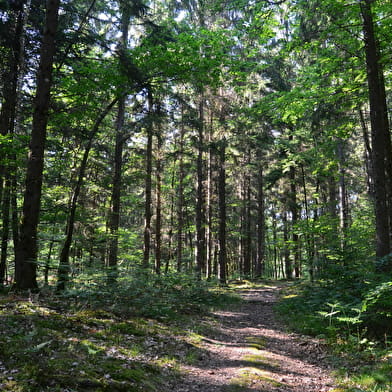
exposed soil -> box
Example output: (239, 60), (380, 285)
(173, 283), (336, 392)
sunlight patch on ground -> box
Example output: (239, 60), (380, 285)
(230, 367), (286, 389)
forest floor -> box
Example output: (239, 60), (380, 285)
(0, 281), (340, 392)
(169, 282), (337, 392)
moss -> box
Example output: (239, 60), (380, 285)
(245, 336), (267, 350)
(242, 353), (280, 370)
(229, 367), (285, 389)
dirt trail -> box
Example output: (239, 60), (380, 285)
(174, 283), (336, 392)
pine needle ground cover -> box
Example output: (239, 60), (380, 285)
(0, 273), (240, 392)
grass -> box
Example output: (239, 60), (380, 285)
(0, 272), (241, 392)
(228, 367), (285, 390)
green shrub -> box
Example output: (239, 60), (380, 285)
(362, 281), (392, 338)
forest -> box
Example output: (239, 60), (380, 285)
(0, 0), (392, 391)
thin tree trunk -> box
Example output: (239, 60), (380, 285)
(206, 115), (213, 279)
(246, 169), (252, 276)
(14, 0), (60, 290)
(143, 92), (154, 268)
(218, 139), (227, 284)
(176, 107), (185, 272)
(255, 165), (265, 278)
(289, 165), (300, 278)
(155, 125), (163, 275)
(0, 181), (11, 285)
(283, 211), (290, 279)
(0, 4), (26, 280)
(300, 165), (314, 280)
(195, 97), (206, 278)
(359, 108), (374, 197)
(56, 99), (118, 291)
(166, 168), (176, 274)
(107, 98), (125, 281)
(337, 139), (348, 252)
(107, 2), (131, 281)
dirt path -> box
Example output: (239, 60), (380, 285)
(174, 283), (336, 392)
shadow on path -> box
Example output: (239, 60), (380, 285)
(170, 283), (336, 392)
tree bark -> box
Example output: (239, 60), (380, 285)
(359, 108), (374, 197)
(218, 139), (227, 284)
(56, 99), (118, 291)
(143, 92), (154, 268)
(243, 168), (252, 277)
(289, 165), (300, 278)
(195, 97), (206, 278)
(107, 98), (125, 281)
(255, 165), (265, 278)
(360, 0), (391, 261)
(107, 1), (131, 281)
(0, 3), (25, 282)
(176, 106), (185, 272)
(14, 0), (60, 290)
(283, 211), (291, 279)
(155, 120), (163, 275)
(337, 139), (348, 252)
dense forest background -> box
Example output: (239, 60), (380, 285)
(0, 0), (391, 290)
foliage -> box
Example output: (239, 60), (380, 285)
(61, 269), (241, 320)
(362, 281), (392, 338)
(0, 275), (240, 391)
(276, 278), (392, 392)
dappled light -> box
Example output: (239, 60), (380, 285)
(1, 0), (391, 391)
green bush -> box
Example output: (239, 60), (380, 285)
(362, 281), (392, 338)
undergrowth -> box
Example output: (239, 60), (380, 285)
(0, 271), (240, 392)
(276, 274), (392, 392)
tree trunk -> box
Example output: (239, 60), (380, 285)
(289, 165), (300, 278)
(206, 115), (213, 279)
(56, 99), (118, 291)
(195, 97), (206, 278)
(143, 92), (154, 268)
(360, 0), (391, 261)
(243, 171), (252, 277)
(283, 211), (291, 279)
(0, 180), (11, 285)
(337, 139), (348, 252)
(218, 139), (227, 284)
(176, 106), (185, 272)
(14, 0), (60, 290)
(359, 108), (374, 197)
(107, 2), (131, 281)
(107, 98), (125, 281)
(255, 165), (265, 278)
(155, 124), (163, 275)
(0, 4), (26, 283)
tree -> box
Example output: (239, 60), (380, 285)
(360, 0), (391, 263)
(14, 0), (60, 290)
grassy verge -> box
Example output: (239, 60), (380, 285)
(0, 272), (241, 392)
(276, 280), (392, 392)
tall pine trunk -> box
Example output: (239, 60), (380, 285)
(218, 139), (227, 284)
(14, 0), (60, 290)
(176, 106), (185, 272)
(255, 165), (265, 278)
(107, 2), (131, 281)
(0, 3), (26, 283)
(143, 92), (154, 268)
(195, 97), (206, 278)
(289, 165), (300, 278)
(107, 98), (125, 280)
(360, 0), (391, 262)
(155, 126), (163, 275)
